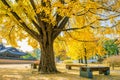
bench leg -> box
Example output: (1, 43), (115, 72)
(31, 64), (37, 69)
(66, 66), (71, 70)
(34, 64), (37, 69)
(80, 68), (93, 78)
(104, 70), (110, 75)
(99, 71), (104, 74)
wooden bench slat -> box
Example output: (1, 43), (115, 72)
(66, 64), (87, 70)
(0, 59), (39, 69)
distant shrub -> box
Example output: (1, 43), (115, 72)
(97, 58), (104, 63)
(63, 60), (73, 64)
(104, 55), (120, 69)
(21, 53), (37, 60)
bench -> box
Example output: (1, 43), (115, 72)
(0, 59), (39, 69)
(80, 66), (110, 78)
(31, 60), (39, 69)
(66, 64), (87, 70)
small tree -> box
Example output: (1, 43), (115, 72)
(104, 55), (120, 70)
(104, 39), (119, 56)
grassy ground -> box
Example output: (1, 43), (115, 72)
(0, 63), (120, 80)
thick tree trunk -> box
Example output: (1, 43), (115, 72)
(38, 38), (58, 73)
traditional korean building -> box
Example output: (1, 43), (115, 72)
(0, 44), (26, 59)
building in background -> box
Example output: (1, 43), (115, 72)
(0, 44), (26, 59)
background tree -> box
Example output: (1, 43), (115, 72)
(64, 27), (101, 64)
(104, 39), (119, 56)
(0, 0), (120, 74)
(32, 48), (41, 60)
(54, 37), (68, 61)
(22, 52), (37, 60)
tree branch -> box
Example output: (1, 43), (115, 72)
(30, 0), (47, 42)
(9, 26), (15, 40)
(22, 7), (42, 34)
(1, 0), (40, 41)
(30, 0), (45, 31)
(30, 0), (36, 10)
(97, 14), (120, 21)
(53, 0), (67, 32)
(88, 8), (108, 17)
(52, 16), (69, 40)
(53, 28), (80, 31)
(97, 7), (120, 14)
(74, 10), (89, 16)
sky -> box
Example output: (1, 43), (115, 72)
(17, 39), (33, 52)
(2, 39), (33, 52)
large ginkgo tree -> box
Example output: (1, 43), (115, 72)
(0, 0), (120, 73)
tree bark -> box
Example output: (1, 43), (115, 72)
(84, 48), (87, 64)
(78, 59), (81, 63)
(84, 56), (87, 64)
(81, 58), (83, 63)
(38, 35), (58, 73)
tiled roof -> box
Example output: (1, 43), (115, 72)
(0, 44), (26, 56)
